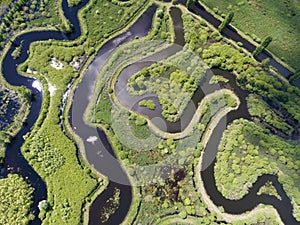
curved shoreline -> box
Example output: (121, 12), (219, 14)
(68, 4), (159, 224)
(94, 3), (298, 221)
(0, 0), (90, 224)
(1, 0), (298, 225)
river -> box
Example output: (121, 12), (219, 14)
(1, 0), (298, 224)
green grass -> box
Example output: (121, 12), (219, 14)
(129, 114), (151, 139)
(93, 91), (112, 125)
(200, 0), (300, 70)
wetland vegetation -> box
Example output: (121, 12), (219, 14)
(0, 0), (299, 224)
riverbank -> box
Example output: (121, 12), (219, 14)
(194, 118), (284, 224)
(198, 0), (298, 73)
(86, 1), (299, 224)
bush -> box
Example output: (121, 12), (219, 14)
(179, 210), (187, 219)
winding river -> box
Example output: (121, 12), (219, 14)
(69, 5), (158, 225)
(112, 4), (299, 225)
(1, 0), (298, 225)
(1, 0), (89, 224)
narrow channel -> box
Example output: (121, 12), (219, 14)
(112, 5), (299, 225)
(0, 0), (89, 224)
(69, 5), (158, 224)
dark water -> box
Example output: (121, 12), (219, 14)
(188, 1), (294, 78)
(1, 0), (298, 224)
(114, 4), (299, 224)
(0, 0), (89, 224)
(69, 5), (158, 225)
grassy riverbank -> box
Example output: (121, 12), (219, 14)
(86, 2), (283, 224)
(199, 0), (300, 71)
(0, 0), (152, 224)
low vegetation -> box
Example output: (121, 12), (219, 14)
(209, 75), (229, 85)
(0, 83), (30, 162)
(139, 99), (156, 110)
(93, 91), (112, 125)
(257, 181), (281, 200)
(67, 0), (83, 7)
(100, 188), (121, 223)
(147, 6), (172, 41)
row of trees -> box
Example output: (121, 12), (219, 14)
(182, 6), (300, 128)
(218, 12), (234, 32)
(200, 40), (300, 124)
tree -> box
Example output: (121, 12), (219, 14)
(218, 12), (234, 32)
(179, 210), (187, 219)
(253, 36), (272, 57)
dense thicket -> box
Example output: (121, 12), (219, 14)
(127, 49), (207, 121)
(215, 119), (300, 220)
(247, 94), (294, 136)
(0, 174), (34, 224)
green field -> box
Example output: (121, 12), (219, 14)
(200, 0), (300, 71)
